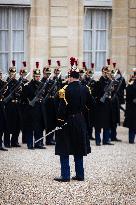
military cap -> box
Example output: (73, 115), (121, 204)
(33, 62), (41, 76)
(54, 60), (61, 73)
(102, 66), (110, 73)
(43, 66), (51, 74)
(20, 61), (28, 75)
(9, 60), (16, 73)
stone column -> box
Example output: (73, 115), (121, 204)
(112, 0), (128, 75)
(67, 0), (84, 69)
(29, 0), (50, 71)
(128, 0), (136, 75)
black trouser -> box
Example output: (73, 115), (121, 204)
(26, 128), (43, 148)
(4, 130), (20, 146)
(46, 128), (54, 144)
(110, 126), (117, 141)
(22, 130), (27, 143)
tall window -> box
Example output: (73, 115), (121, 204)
(0, 7), (29, 73)
(84, 9), (111, 71)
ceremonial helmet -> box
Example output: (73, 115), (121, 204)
(9, 60), (16, 73)
(54, 60), (61, 74)
(102, 66), (110, 75)
(79, 61), (85, 74)
(86, 63), (94, 76)
(33, 62), (41, 76)
(43, 59), (51, 74)
(20, 61), (28, 75)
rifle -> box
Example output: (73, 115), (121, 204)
(42, 72), (62, 103)
(29, 74), (52, 107)
(0, 76), (13, 97)
(100, 70), (118, 103)
(3, 72), (30, 104)
(111, 72), (126, 101)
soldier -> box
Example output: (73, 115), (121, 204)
(53, 60), (63, 90)
(81, 62), (96, 140)
(0, 70), (8, 151)
(41, 60), (57, 145)
(54, 65), (94, 182)
(41, 62), (52, 83)
(94, 66), (114, 146)
(23, 62), (46, 149)
(123, 68), (136, 144)
(110, 63), (126, 142)
(4, 61), (21, 148)
(19, 61), (29, 144)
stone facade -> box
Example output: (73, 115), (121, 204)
(29, 0), (136, 76)
(128, 0), (136, 75)
(111, 0), (129, 75)
(29, 0), (83, 75)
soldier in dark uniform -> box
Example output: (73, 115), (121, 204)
(0, 70), (8, 151)
(4, 61), (21, 148)
(54, 66), (94, 182)
(23, 62), (46, 149)
(124, 69), (136, 144)
(94, 66), (114, 146)
(41, 60), (57, 145)
(110, 64), (126, 142)
(19, 61), (29, 144)
(81, 62), (96, 140)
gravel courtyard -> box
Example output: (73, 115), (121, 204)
(0, 126), (136, 205)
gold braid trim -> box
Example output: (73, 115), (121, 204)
(86, 85), (92, 94)
(58, 85), (68, 105)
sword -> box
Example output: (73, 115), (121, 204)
(35, 122), (67, 144)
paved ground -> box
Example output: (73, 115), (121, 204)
(0, 126), (136, 205)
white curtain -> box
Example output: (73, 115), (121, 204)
(0, 8), (9, 73)
(0, 7), (27, 73)
(84, 9), (110, 71)
(12, 8), (25, 72)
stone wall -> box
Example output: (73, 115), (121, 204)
(128, 0), (136, 75)
(29, 0), (135, 77)
(29, 0), (50, 71)
(29, 0), (83, 74)
(112, 0), (128, 75)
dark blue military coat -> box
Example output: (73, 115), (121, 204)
(124, 80), (136, 129)
(55, 81), (93, 156)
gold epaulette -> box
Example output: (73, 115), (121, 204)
(58, 85), (68, 105)
(86, 85), (92, 94)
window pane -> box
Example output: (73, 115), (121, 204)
(12, 8), (24, 30)
(13, 31), (24, 51)
(0, 8), (9, 29)
(84, 52), (92, 68)
(96, 52), (106, 71)
(0, 54), (8, 73)
(0, 31), (8, 51)
(83, 9), (111, 71)
(13, 53), (24, 72)
(84, 31), (92, 51)
(84, 9), (92, 29)
(96, 31), (106, 50)
(95, 10), (106, 29)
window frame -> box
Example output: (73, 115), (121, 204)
(0, 7), (29, 72)
(83, 7), (112, 73)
